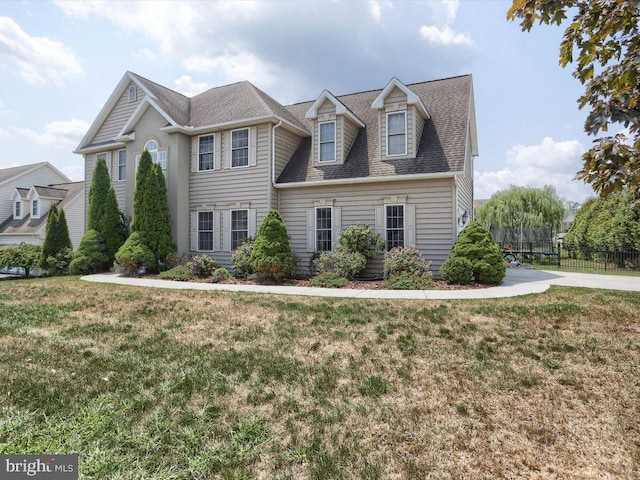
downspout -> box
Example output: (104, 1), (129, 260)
(271, 121), (283, 210)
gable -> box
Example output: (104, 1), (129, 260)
(317, 98), (336, 115)
(384, 86), (408, 105)
(91, 80), (144, 145)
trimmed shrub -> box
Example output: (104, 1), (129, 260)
(69, 230), (110, 275)
(441, 221), (505, 285)
(440, 256), (474, 285)
(45, 247), (74, 276)
(337, 224), (385, 260)
(383, 245), (432, 279)
(310, 272), (348, 288)
(232, 239), (254, 278)
(0, 244), (42, 277)
(250, 210), (294, 282)
(313, 250), (367, 280)
(158, 265), (192, 281)
(114, 231), (156, 277)
(383, 274), (435, 290)
(210, 267), (231, 283)
(187, 254), (217, 278)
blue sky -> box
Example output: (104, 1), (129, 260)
(0, 0), (601, 201)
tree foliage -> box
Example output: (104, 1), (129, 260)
(131, 156), (175, 269)
(69, 229), (110, 275)
(250, 209), (294, 281)
(476, 185), (566, 235)
(0, 244), (42, 277)
(440, 222), (505, 285)
(86, 157), (125, 263)
(39, 204), (73, 272)
(507, 0), (640, 199)
(114, 231), (156, 277)
(564, 191), (640, 256)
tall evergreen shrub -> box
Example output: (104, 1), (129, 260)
(250, 210), (294, 281)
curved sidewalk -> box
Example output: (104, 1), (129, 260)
(82, 269), (640, 300)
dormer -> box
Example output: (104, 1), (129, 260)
(371, 77), (430, 160)
(27, 186), (66, 220)
(10, 188), (29, 220)
(305, 90), (364, 166)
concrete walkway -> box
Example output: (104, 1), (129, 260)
(82, 268), (640, 300)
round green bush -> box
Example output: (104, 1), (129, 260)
(440, 256), (474, 285)
(313, 250), (366, 280)
(69, 229), (110, 275)
(310, 271), (348, 288)
(441, 222), (505, 285)
(114, 231), (156, 277)
(210, 267), (231, 283)
(337, 224), (385, 260)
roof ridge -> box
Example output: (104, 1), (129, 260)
(128, 71), (189, 100)
(246, 82), (276, 116)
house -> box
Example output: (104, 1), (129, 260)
(0, 162), (85, 249)
(74, 71), (478, 274)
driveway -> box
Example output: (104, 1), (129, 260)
(82, 268), (640, 300)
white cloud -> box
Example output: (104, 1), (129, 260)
(132, 48), (158, 62)
(15, 119), (90, 151)
(174, 75), (210, 97)
(420, 0), (472, 47)
(60, 163), (84, 181)
(0, 16), (84, 85)
(475, 137), (593, 202)
(369, 0), (382, 22)
(420, 25), (472, 46)
(0, 128), (11, 140)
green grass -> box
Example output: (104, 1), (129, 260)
(0, 277), (639, 478)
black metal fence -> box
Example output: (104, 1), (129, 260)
(498, 241), (640, 273)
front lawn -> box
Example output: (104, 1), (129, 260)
(0, 277), (638, 478)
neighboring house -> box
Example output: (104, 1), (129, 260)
(75, 71), (478, 273)
(0, 163), (85, 249)
(561, 212), (575, 233)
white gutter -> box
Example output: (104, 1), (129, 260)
(270, 121), (283, 208)
(275, 170), (462, 189)
(74, 142), (126, 155)
(161, 116), (308, 137)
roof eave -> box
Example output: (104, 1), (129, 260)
(275, 170), (462, 189)
(161, 116), (309, 137)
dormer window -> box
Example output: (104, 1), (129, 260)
(128, 85), (137, 103)
(387, 112), (407, 156)
(32, 199), (38, 217)
(15, 201), (21, 218)
(319, 121), (336, 162)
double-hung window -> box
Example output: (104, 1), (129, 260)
(316, 207), (332, 252)
(117, 150), (127, 181)
(319, 121), (336, 162)
(15, 201), (21, 218)
(198, 211), (214, 251)
(231, 210), (249, 250)
(385, 204), (404, 250)
(231, 129), (249, 167)
(32, 199), (38, 217)
(198, 135), (214, 171)
(386, 112), (407, 156)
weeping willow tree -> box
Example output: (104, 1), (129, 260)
(476, 185), (566, 247)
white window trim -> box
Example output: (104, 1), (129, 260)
(197, 210), (215, 252)
(128, 85), (137, 103)
(197, 134), (215, 172)
(137, 139), (168, 176)
(386, 111), (407, 157)
(117, 149), (127, 181)
(315, 206), (333, 252)
(318, 121), (337, 163)
(384, 203), (405, 250)
(14, 200), (21, 219)
(230, 209), (249, 251)
(230, 128), (250, 169)
(31, 198), (39, 218)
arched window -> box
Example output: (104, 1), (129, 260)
(141, 139), (167, 173)
(128, 85), (137, 103)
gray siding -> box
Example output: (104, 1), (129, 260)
(385, 86), (408, 104)
(415, 106), (426, 154)
(457, 131), (474, 221)
(189, 123), (271, 267)
(92, 81), (143, 144)
(317, 98), (336, 115)
(62, 190), (85, 250)
(278, 178), (455, 275)
(342, 117), (360, 159)
(274, 127), (302, 181)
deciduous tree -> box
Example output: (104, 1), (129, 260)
(507, 0), (640, 199)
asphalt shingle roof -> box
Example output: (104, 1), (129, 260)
(277, 74), (472, 183)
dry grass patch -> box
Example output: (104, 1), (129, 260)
(0, 277), (638, 479)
